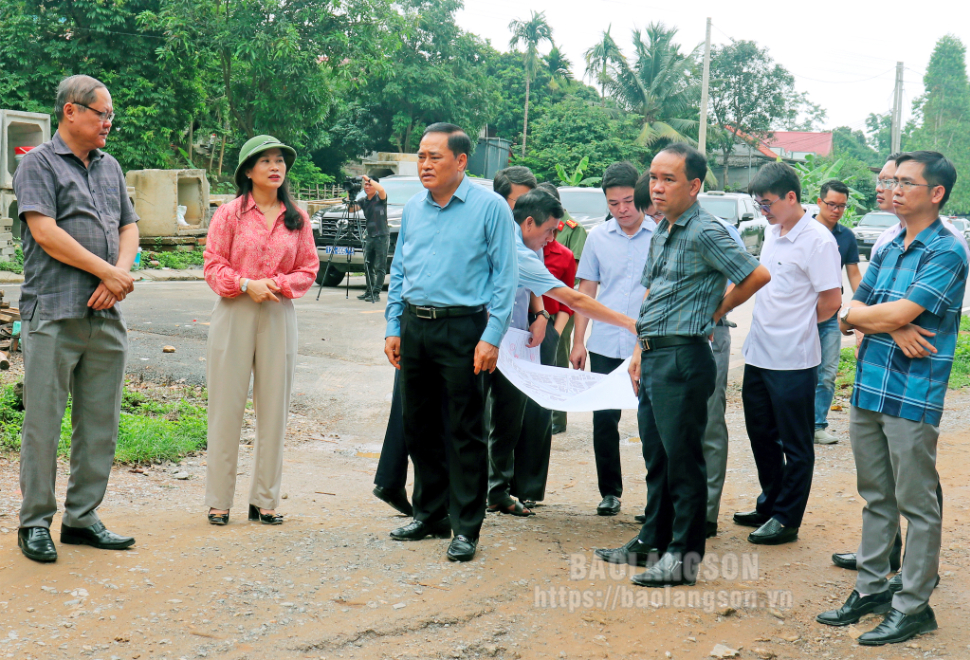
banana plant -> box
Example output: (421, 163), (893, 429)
(555, 156), (602, 187)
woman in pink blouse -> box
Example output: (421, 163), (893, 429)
(203, 135), (318, 526)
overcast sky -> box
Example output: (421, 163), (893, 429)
(456, 0), (970, 136)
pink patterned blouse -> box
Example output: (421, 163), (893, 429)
(203, 195), (319, 299)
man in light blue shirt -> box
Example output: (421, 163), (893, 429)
(488, 188), (639, 517)
(570, 162), (654, 517)
(383, 123), (517, 563)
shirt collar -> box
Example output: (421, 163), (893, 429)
(894, 217), (945, 249)
(831, 222), (845, 235)
(240, 193), (287, 217)
(772, 209), (814, 242)
(670, 201), (702, 227)
(423, 174), (472, 208)
(606, 216), (654, 237)
(52, 131), (104, 162)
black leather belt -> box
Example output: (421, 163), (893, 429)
(640, 335), (708, 351)
(406, 303), (485, 320)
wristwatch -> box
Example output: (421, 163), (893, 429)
(530, 310), (552, 323)
(839, 306), (854, 334)
(240, 278), (250, 293)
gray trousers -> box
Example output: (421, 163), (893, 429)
(363, 234), (389, 297)
(702, 323), (732, 524)
(851, 406), (941, 614)
(19, 317), (127, 529)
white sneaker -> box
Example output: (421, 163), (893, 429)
(814, 429), (839, 445)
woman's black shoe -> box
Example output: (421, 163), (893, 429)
(248, 505), (284, 525)
(208, 510), (230, 526)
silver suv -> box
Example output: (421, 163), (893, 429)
(697, 192), (767, 256)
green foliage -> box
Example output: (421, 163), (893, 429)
(792, 154), (869, 222)
(0, 383), (207, 463)
(508, 10), (554, 155)
(142, 249), (205, 270)
(0, 245), (24, 274)
(555, 156), (601, 187)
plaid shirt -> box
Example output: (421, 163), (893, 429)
(852, 219), (968, 425)
(637, 201), (759, 338)
(13, 132), (138, 321)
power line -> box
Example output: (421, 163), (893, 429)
(790, 68), (894, 85)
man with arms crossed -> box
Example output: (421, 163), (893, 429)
(570, 162), (655, 517)
(384, 123), (517, 562)
(813, 180), (862, 445)
(14, 75), (139, 562)
(817, 152), (966, 645)
(596, 144), (769, 586)
(733, 163), (842, 545)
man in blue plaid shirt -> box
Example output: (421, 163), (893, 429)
(818, 152), (967, 646)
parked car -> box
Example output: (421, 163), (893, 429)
(852, 211), (899, 259)
(557, 187), (610, 229)
(947, 217), (970, 245)
(310, 175), (493, 286)
(695, 192), (768, 256)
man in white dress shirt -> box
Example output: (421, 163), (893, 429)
(733, 162), (843, 545)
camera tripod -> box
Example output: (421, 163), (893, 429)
(315, 197), (374, 302)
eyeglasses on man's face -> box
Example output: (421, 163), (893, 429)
(892, 180), (937, 193)
(73, 102), (115, 123)
(753, 197), (784, 213)
(821, 201), (848, 212)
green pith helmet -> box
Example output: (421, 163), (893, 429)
(234, 135), (297, 190)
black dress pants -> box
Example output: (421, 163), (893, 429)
(590, 352), (625, 499)
(637, 343), (715, 566)
(741, 364), (817, 528)
(510, 327), (560, 503)
(373, 368), (448, 492)
(400, 308), (489, 539)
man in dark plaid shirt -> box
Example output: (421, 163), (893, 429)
(12, 75), (140, 563)
(818, 152), (967, 646)
(595, 143), (769, 587)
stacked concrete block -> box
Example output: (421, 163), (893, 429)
(0, 110), (49, 259)
(0, 189), (17, 260)
(125, 169), (210, 238)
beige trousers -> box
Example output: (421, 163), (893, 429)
(204, 295), (297, 511)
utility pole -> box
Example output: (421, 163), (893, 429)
(891, 61), (904, 154)
(698, 17), (712, 159)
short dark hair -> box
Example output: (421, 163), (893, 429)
(886, 152), (903, 162)
(512, 189), (563, 227)
(601, 162), (639, 193)
(634, 172), (653, 212)
(493, 166), (537, 200)
(749, 161), (801, 200)
(895, 151), (958, 209)
(535, 182), (560, 200)
(658, 143), (708, 184)
(55, 74), (108, 121)
(421, 122), (472, 158)
(819, 179), (849, 199)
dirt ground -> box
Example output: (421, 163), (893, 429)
(2, 348), (970, 660)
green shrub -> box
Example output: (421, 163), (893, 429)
(0, 245), (24, 274)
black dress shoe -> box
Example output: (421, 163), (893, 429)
(594, 536), (661, 567)
(816, 590), (893, 626)
(630, 552), (696, 587)
(446, 535), (477, 562)
(551, 424), (566, 435)
(832, 552), (857, 570)
(18, 527), (57, 563)
(390, 518), (451, 541)
(60, 522), (135, 550)
(706, 521), (718, 538)
(373, 486), (413, 517)
(858, 606), (937, 646)
(888, 573), (940, 594)
(748, 518), (798, 545)
(733, 509), (770, 527)
(357, 292), (372, 300)
(596, 495), (621, 516)
(248, 505), (284, 525)
(207, 510), (230, 526)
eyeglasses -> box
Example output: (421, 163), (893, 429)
(876, 178), (896, 189)
(73, 102), (115, 123)
(821, 201), (848, 212)
(752, 197), (784, 213)
(893, 180), (937, 193)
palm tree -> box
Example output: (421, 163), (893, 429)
(584, 26), (622, 104)
(509, 11), (553, 156)
(601, 22), (701, 146)
(544, 45), (573, 90)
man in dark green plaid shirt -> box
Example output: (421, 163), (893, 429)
(595, 143), (769, 587)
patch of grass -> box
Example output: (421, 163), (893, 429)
(0, 245), (24, 274)
(0, 381), (207, 464)
(142, 249), (205, 270)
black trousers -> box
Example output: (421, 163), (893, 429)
(510, 327), (560, 503)
(637, 343), (715, 564)
(590, 352), (625, 499)
(400, 308), (489, 538)
(742, 364), (817, 528)
(363, 234), (389, 296)
(373, 368), (448, 492)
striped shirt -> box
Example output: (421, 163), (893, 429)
(637, 202), (759, 338)
(852, 218), (968, 425)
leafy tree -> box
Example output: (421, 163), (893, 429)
(599, 23), (701, 147)
(708, 40), (805, 189)
(545, 46), (573, 90)
(865, 113), (892, 160)
(793, 154), (869, 223)
(584, 26), (622, 103)
(508, 11), (553, 156)
(832, 126), (880, 167)
(906, 34), (970, 213)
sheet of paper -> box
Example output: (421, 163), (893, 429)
(497, 331), (639, 411)
(500, 327), (540, 364)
